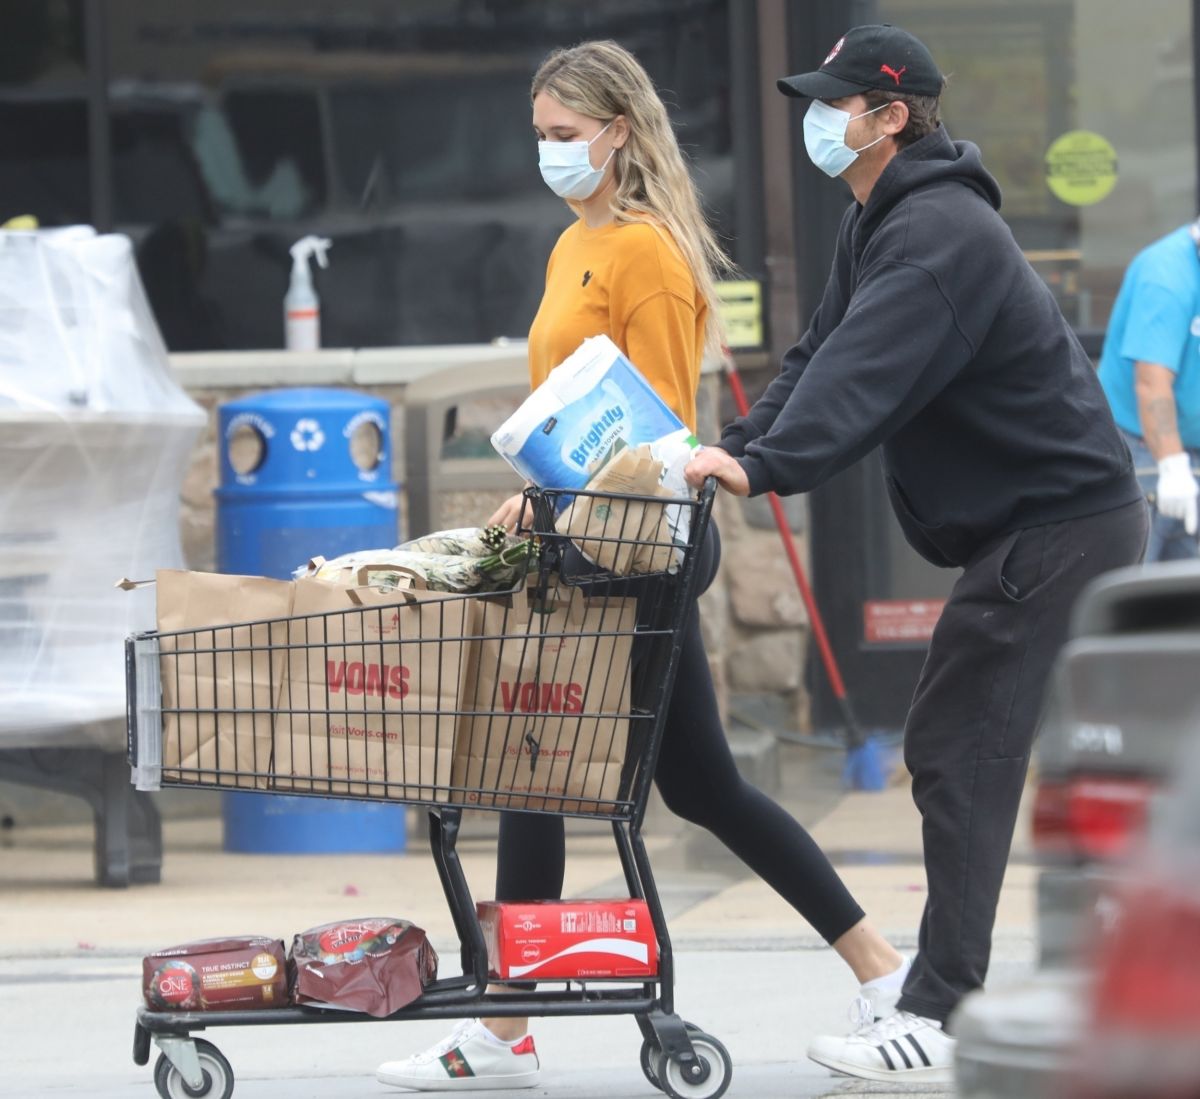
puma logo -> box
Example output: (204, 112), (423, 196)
(582, 270), (592, 287)
(880, 64), (906, 85)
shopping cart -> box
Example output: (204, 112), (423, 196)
(126, 480), (731, 1099)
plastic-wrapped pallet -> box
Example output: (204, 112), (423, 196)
(0, 226), (205, 740)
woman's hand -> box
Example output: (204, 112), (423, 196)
(488, 492), (528, 532)
(685, 446), (750, 496)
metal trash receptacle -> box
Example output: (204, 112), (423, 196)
(216, 387), (399, 580)
(215, 386), (407, 854)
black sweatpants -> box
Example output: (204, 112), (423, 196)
(897, 498), (1149, 1025)
(495, 522), (866, 946)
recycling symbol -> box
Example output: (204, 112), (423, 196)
(290, 418), (325, 452)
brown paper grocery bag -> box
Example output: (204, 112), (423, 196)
(155, 570), (295, 790)
(559, 445), (676, 575)
(272, 577), (477, 801)
(452, 588), (637, 813)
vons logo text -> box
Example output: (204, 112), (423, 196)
(327, 660), (410, 700)
(500, 680), (584, 714)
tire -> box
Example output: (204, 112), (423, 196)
(153, 1039), (235, 1099)
(639, 1037), (665, 1091)
(655, 1031), (732, 1099)
(641, 1021), (705, 1093)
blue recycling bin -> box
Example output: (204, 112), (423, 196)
(215, 387), (407, 854)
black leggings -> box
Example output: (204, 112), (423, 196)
(495, 522), (866, 946)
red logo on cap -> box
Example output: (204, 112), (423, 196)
(881, 64), (907, 86)
(823, 36), (845, 66)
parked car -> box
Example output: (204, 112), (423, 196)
(953, 561), (1200, 1099)
(1067, 729), (1200, 1099)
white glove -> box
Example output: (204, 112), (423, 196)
(1155, 452), (1199, 534)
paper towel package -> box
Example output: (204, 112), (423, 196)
(491, 335), (698, 529)
(490, 336), (700, 566)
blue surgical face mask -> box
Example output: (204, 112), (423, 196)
(538, 121), (615, 200)
(803, 99), (890, 178)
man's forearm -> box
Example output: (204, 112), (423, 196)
(1135, 360), (1185, 460)
(1141, 394), (1184, 459)
(719, 337), (817, 457)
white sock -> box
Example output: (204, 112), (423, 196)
(862, 954), (910, 992)
(478, 1022), (528, 1047)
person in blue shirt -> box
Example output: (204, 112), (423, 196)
(1098, 222), (1200, 561)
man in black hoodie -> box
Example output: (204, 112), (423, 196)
(687, 23), (1148, 1084)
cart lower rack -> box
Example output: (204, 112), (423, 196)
(127, 481), (732, 1099)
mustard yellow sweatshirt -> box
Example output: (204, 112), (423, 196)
(527, 218), (706, 434)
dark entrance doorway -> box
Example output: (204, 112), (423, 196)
(808, 462), (956, 734)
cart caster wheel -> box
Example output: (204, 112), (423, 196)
(641, 1022), (706, 1093)
(640, 1036), (665, 1091)
(655, 1031), (731, 1099)
(153, 1039), (234, 1099)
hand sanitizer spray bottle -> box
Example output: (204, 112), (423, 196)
(284, 235), (332, 350)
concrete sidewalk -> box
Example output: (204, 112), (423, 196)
(0, 751), (1039, 1097)
(0, 749), (1036, 959)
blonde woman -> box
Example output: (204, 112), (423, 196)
(377, 40), (906, 1091)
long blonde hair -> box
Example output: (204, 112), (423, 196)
(532, 40), (736, 356)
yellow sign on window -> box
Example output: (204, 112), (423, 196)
(1045, 130), (1118, 206)
(716, 279), (763, 349)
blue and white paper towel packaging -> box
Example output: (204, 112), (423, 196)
(491, 335), (701, 548)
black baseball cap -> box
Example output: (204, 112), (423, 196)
(778, 24), (944, 100)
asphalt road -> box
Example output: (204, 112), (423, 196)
(3, 942), (1034, 1097)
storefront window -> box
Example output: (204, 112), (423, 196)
(0, 0), (85, 87)
(879, 0), (1195, 335)
(1, 99), (91, 227)
(0, 1), (734, 348)
(92, 0), (732, 350)
(0, 0), (90, 227)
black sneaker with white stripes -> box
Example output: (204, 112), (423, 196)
(806, 1009), (954, 1083)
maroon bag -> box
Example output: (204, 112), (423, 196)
(290, 918), (438, 1018)
(143, 936), (289, 1011)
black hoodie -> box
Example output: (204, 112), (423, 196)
(719, 125), (1140, 568)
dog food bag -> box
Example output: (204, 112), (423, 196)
(143, 936), (289, 1011)
(290, 918), (438, 1018)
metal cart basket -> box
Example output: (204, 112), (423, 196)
(127, 480), (728, 1099)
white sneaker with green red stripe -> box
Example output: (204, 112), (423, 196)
(376, 1019), (540, 1091)
(806, 1009), (954, 1083)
